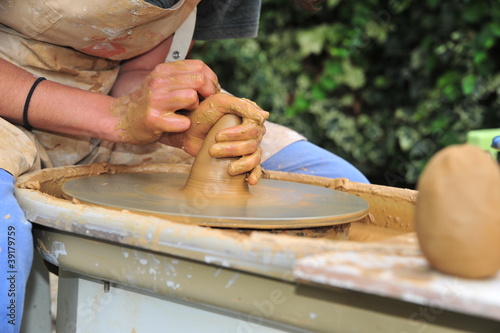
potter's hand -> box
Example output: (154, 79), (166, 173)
(109, 60), (220, 145)
(0, 169), (33, 333)
(161, 93), (269, 185)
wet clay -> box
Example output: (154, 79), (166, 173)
(415, 144), (500, 278)
(182, 114), (250, 197)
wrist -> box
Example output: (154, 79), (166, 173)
(21, 79), (116, 139)
(23, 77), (47, 131)
(107, 92), (156, 145)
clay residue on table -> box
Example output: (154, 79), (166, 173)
(348, 222), (409, 242)
(234, 223), (351, 240)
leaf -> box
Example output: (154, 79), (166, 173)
(461, 74), (476, 96)
(462, 3), (487, 23)
(329, 47), (350, 58)
(443, 85), (459, 101)
(296, 25), (329, 57)
(325, 60), (343, 76)
(396, 126), (420, 151)
(437, 71), (460, 88)
(320, 75), (338, 91)
(430, 117), (448, 131)
(388, 0), (412, 14)
(311, 84), (327, 100)
(340, 60), (366, 89)
(490, 22), (500, 37)
(474, 52), (488, 64)
(374, 76), (389, 88)
(327, 0), (341, 9)
(426, 0), (439, 9)
(290, 95), (310, 114)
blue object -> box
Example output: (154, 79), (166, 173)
(0, 169), (33, 333)
(492, 136), (500, 150)
(262, 140), (370, 183)
(467, 128), (500, 160)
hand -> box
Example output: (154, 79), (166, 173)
(160, 93), (269, 185)
(109, 60), (221, 145)
(0, 169), (33, 332)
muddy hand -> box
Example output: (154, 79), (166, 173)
(109, 60), (220, 145)
(163, 93), (269, 184)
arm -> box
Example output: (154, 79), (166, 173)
(0, 52), (219, 144)
(0, 38), (267, 180)
(0, 57), (116, 141)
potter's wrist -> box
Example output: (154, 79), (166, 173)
(80, 95), (119, 142)
(107, 93), (160, 145)
(104, 95), (131, 143)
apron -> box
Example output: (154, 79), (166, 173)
(0, 0), (199, 92)
(0, 0), (304, 175)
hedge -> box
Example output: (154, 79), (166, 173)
(191, 0), (500, 188)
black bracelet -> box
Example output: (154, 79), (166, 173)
(23, 77), (46, 131)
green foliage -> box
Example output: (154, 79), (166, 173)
(191, 0), (500, 188)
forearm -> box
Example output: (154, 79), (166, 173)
(0, 58), (120, 142)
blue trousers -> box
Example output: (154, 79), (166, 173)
(262, 140), (369, 183)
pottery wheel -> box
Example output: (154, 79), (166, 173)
(62, 172), (369, 229)
(62, 113), (369, 229)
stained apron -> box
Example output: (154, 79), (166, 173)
(0, 0), (304, 177)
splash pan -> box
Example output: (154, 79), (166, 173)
(62, 172), (369, 229)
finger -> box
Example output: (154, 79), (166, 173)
(154, 112), (191, 133)
(227, 148), (262, 176)
(158, 132), (184, 149)
(209, 139), (259, 158)
(215, 122), (264, 142)
(170, 60), (219, 87)
(237, 99), (270, 124)
(187, 94), (269, 138)
(149, 89), (200, 113)
(201, 93), (269, 124)
(246, 165), (263, 186)
(154, 60), (220, 97)
(149, 74), (218, 101)
(180, 94), (268, 157)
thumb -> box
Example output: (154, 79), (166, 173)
(159, 113), (191, 133)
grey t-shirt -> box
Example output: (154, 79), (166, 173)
(144, 0), (261, 40)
